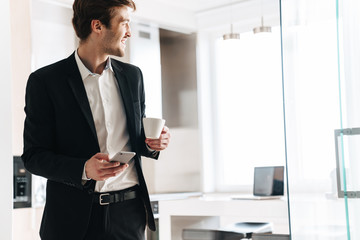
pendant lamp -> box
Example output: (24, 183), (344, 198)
(223, 0), (240, 40)
(223, 23), (240, 40)
(253, 0), (271, 34)
(253, 16), (272, 34)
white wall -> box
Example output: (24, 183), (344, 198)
(32, 0), (76, 70)
(0, 0), (13, 239)
(128, 22), (163, 119)
(133, 0), (196, 33)
(11, 0), (31, 156)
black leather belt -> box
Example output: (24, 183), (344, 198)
(94, 187), (138, 205)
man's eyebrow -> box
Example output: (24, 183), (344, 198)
(119, 17), (130, 23)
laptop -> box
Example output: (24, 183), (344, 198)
(231, 166), (284, 200)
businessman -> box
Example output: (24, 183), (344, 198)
(22, 0), (170, 239)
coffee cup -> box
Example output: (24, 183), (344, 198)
(143, 117), (166, 139)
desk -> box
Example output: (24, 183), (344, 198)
(156, 194), (289, 240)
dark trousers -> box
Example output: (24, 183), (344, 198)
(84, 193), (146, 240)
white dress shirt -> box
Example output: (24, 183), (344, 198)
(75, 50), (139, 192)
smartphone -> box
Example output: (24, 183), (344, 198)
(110, 151), (136, 164)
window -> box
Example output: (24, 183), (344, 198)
(281, 19), (341, 192)
(213, 28), (285, 191)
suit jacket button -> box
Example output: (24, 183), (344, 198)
(88, 189), (94, 194)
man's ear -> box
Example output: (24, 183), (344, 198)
(91, 19), (103, 33)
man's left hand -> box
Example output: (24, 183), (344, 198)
(145, 126), (170, 151)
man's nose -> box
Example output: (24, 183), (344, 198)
(126, 25), (131, 37)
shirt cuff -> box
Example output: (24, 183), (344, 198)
(82, 163), (91, 181)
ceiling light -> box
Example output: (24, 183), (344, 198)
(253, 16), (272, 34)
(223, 24), (240, 40)
(223, 0), (240, 40)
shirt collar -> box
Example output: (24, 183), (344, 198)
(74, 50), (113, 80)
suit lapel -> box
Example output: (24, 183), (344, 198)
(111, 60), (137, 150)
(66, 53), (99, 145)
(112, 60), (155, 230)
(65, 54), (138, 152)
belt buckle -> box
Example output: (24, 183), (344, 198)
(99, 193), (110, 205)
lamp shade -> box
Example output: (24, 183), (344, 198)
(223, 32), (240, 40)
(253, 25), (272, 34)
(223, 23), (240, 40)
(253, 16), (272, 34)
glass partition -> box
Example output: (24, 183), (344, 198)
(335, 0), (360, 238)
(281, 0), (360, 238)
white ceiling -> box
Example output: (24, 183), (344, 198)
(38, 0), (278, 33)
(151, 0), (250, 13)
(50, 0), (251, 13)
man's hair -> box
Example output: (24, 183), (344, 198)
(72, 0), (136, 41)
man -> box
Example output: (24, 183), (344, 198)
(22, 0), (170, 239)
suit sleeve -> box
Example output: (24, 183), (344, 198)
(137, 67), (160, 159)
(22, 72), (89, 190)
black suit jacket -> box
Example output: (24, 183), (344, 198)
(22, 53), (159, 239)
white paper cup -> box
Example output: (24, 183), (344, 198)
(143, 118), (166, 139)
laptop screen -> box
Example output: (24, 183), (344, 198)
(253, 166), (284, 196)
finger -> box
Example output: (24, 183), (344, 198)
(161, 126), (169, 133)
(148, 134), (168, 143)
(160, 131), (171, 139)
(147, 136), (169, 149)
(147, 142), (167, 150)
(94, 153), (110, 161)
(152, 138), (169, 145)
(100, 161), (121, 169)
(145, 138), (159, 144)
(116, 164), (129, 172)
(99, 164), (128, 177)
(149, 146), (165, 151)
(146, 140), (158, 146)
(146, 138), (157, 143)
(160, 135), (170, 141)
(99, 173), (116, 181)
(146, 141), (159, 147)
(100, 169), (124, 180)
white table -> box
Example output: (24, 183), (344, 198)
(154, 193), (289, 240)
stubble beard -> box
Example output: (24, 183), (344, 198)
(103, 43), (125, 58)
(103, 31), (126, 57)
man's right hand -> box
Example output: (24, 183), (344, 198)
(85, 153), (128, 181)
